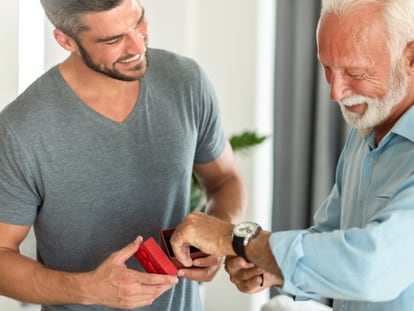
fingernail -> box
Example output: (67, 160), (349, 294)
(177, 270), (185, 277)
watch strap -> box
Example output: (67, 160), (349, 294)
(232, 235), (250, 262)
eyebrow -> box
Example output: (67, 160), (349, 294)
(95, 7), (146, 44)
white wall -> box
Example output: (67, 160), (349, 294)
(0, 2), (19, 110)
(0, 1), (275, 311)
(0, 2), (42, 310)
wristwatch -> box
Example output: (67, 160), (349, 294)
(232, 221), (262, 262)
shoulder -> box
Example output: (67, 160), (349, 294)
(2, 67), (62, 116)
(0, 67), (65, 135)
(145, 48), (203, 82)
(147, 48), (198, 68)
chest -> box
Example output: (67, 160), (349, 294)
(340, 138), (414, 228)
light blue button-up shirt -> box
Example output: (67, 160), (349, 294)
(270, 105), (414, 310)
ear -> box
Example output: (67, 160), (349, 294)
(53, 29), (78, 52)
(403, 41), (414, 76)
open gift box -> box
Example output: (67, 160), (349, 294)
(135, 227), (208, 275)
(160, 227), (208, 269)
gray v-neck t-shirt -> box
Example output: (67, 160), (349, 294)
(0, 48), (226, 311)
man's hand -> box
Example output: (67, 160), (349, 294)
(225, 256), (278, 294)
(170, 212), (235, 267)
(177, 255), (225, 282)
(82, 236), (179, 309)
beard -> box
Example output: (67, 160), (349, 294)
(337, 62), (409, 130)
(76, 39), (149, 82)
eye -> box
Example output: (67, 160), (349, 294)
(105, 40), (118, 45)
(104, 37), (123, 45)
(346, 70), (366, 79)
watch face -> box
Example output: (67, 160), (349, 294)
(234, 221), (260, 237)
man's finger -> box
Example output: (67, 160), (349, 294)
(113, 236), (143, 264)
(170, 235), (193, 267)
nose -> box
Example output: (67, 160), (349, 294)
(125, 31), (147, 55)
(328, 70), (352, 101)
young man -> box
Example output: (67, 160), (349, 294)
(171, 0), (414, 310)
(0, 1), (247, 310)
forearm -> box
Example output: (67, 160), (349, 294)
(0, 248), (87, 305)
(204, 173), (248, 224)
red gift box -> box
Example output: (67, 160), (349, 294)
(134, 237), (178, 275)
(135, 227), (208, 274)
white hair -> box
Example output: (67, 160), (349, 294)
(319, 0), (414, 66)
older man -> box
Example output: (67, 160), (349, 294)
(171, 0), (414, 310)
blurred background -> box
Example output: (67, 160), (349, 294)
(0, 1), (347, 310)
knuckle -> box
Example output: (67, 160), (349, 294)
(229, 274), (238, 284)
(238, 282), (252, 293)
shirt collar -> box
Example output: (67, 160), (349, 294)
(359, 104), (414, 149)
(390, 104), (414, 144)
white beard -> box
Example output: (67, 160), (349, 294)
(338, 64), (409, 130)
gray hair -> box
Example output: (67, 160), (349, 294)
(39, 0), (125, 38)
(319, 0), (414, 66)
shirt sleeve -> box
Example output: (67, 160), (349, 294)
(0, 119), (40, 225)
(270, 158), (414, 302)
(193, 65), (227, 164)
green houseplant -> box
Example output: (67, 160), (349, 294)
(190, 131), (267, 212)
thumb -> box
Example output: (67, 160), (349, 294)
(170, 236), (193, 267)
(113, 235), (143, 265)
(174, 245), (193, 268)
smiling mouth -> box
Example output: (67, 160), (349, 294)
(119, 54), (143, 64)
(344, 103), (367, 114)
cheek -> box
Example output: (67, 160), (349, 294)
(93, 46), (124, 65)
(352, 76), (389, 98)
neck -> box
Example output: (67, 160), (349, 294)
(59, 55), (139, 94)
(373, 100), (414, 144)
(58, 55), (140, 123)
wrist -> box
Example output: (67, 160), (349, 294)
(219, 223), (237, 257)
(32, 268), (90, 305)
(70, 271), (97, 305)
(246, 230), (271, 262)
(246, 230), (284, 285)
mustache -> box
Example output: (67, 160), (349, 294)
(339, 95), (374, 107)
